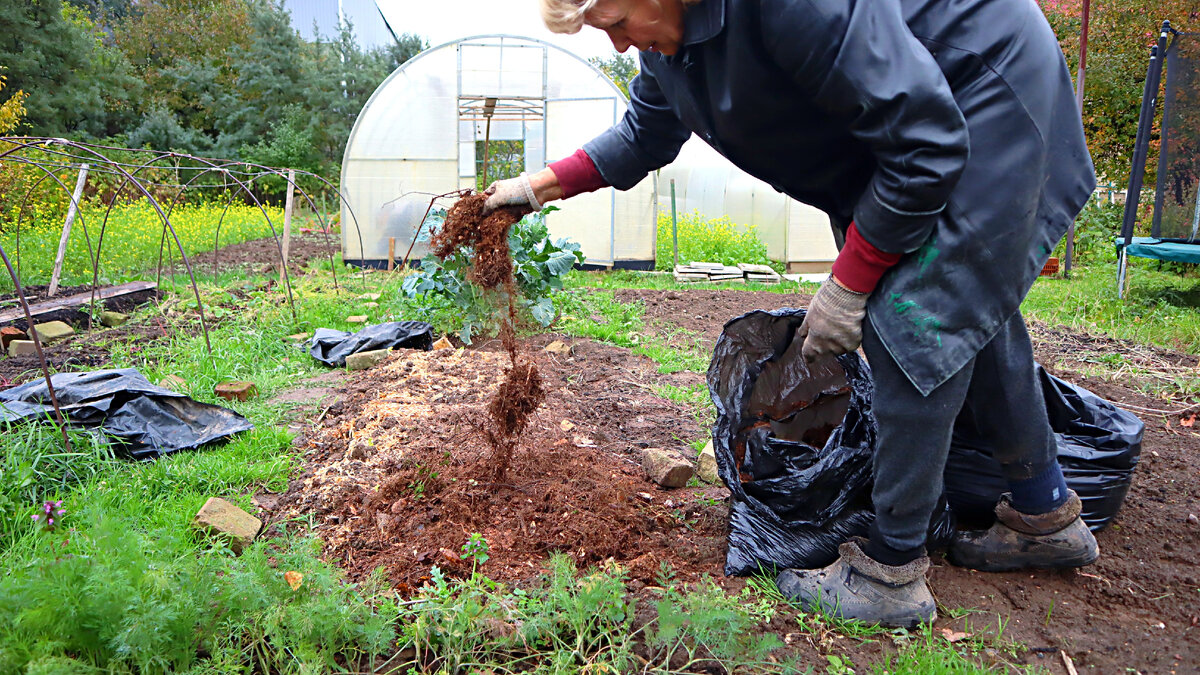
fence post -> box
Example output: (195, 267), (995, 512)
(670, 178), (679, 268)
(280, 169), (295, 287)
(48, 163), (90, 297)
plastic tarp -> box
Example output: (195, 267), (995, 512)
(946, 365), (1144, 531)
(309, 321), (434, 367)
(710, 308), (1142, 576)
(1114, 237), (1200, 264)
(709, 309), (954, 576)
(0, 369), (253, 459)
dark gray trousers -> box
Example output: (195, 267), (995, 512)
(861, 311), (1058, 552)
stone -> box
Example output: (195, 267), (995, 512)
(641, 447), (694, 488)
(544, 340), (572, 356)
(357, 293), (382, 301)
(31, 321), (74, 344)
(7, 339), (37, 357)
(158, 374), (187, 391)
(284, 332), (311, 344)
(99, 311), (128, 327)
(345, 348), (391, 371)
(345, 315), (368, 323)
(697, 440), (719, 484)
(192, 497), (261, 554)
(362, 302), (379, 309)
(1, 326), (27, 351)
(215, 381), (258, 401)
(432, 336), (453, 350)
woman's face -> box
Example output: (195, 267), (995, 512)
(583, 0), (685, 55)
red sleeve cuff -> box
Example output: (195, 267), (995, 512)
(830, 222), (903, 293)
(548, 148), (609, 199)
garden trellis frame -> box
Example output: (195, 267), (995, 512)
(0, 137), (367, 449)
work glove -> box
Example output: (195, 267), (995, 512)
(482, 173), (542, 215)
(797, 277), (869, 363)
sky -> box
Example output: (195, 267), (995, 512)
(377, 0), (620, 60)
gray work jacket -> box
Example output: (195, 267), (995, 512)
(583, 0), (1096, 395)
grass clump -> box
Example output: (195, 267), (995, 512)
(656, 210), (780, 272)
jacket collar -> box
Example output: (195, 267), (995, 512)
(681, 0), (726, 46)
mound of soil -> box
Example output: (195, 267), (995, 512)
(276, 335), (725, 590)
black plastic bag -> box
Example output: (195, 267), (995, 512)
(710, 309), (955, 576)
(0, 369), (254, 459)
(309, 321), (433, 367)
(945, 365), (1144, 531)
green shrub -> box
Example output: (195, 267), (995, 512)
(401, 206), (584, 343)
(1056, 196), (1124, 264)
(655, 209), (777, 271)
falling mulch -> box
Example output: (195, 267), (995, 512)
(429, 193), (547, 480)
(276, 335), (725, 591)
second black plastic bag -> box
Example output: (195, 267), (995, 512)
(710, 309), (954, 576)
(309, 321), (434, 367)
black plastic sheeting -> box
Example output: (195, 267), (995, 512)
(309, 321), (433, 367)
(710, 309), (1143, 576)
(946, 365), (1144, 531)
(709, 309), (955, 576)
(0, 369), (254, 459)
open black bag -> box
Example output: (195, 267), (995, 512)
(709, 309), (954, 576)
(309, 321), (433, 367)
(710, 309), (1143, 576)
(0, 369), (253, 459)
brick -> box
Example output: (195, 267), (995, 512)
(215, 381), (258, 401)
(641, 447), (694, 488)
(362, 302), (379, 309)
(345, 315), (368, 323)
(346, 348), (391, 371)
(158, 374), (187, 391)
(544, 340), (572, 356)
(31, 321), (74, 344)
(1, 326), (27, 351)
(697, 440), (719, 484)
(432, 336), (453, 350)
(7, 339), (37, 357)
(192, 497), (261, 554)
(99, 311), (128, 327)
(283, 332), (311, 344)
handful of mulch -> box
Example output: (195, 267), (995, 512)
(431, 193), (546, 479)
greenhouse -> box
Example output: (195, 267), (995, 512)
(340, 34), (657, 269)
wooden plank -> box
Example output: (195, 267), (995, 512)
(48, 163), (91, 297)
(0, 281), (157, 325)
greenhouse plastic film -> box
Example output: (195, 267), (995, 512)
(709, 309), (954, 576)
(945, 365), (1144, 531)
(0, 369), (253, 459)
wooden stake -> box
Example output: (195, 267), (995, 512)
(279, 169), (295, 286)
(388, 237), (396, 272)
(48, 163), (90, 297)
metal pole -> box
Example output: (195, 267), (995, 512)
(670, 178), (679, 268)
(1065, 0), (1091, 278)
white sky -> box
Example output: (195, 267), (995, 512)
(377, 0), (621, 60)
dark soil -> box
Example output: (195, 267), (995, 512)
(170, 229), (339, 276)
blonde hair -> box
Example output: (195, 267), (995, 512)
(539, 0), (599, 35)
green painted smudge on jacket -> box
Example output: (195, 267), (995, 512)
(889, 292), (943, 348)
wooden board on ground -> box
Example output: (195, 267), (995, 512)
(0, 281), (158, 325)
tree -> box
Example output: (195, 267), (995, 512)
(589, 52), (639, 99)
(1040, 0), (1200, 183)
(0, 73), (26, 134)
(0, 0), (139, 136)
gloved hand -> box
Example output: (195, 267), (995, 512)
(482, 172), (542, 214)
(797, 276), (869, 362)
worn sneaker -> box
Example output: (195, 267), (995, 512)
(775, 539), (936, 629)
(948, 490), (1099, 572)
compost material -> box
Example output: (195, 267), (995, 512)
(0, 368), (253, 458)
(431, 193), (545, 479)
(309, 321), (434, 367)
(277, 336), (724, 589)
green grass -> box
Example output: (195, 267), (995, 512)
(1023, 258), (1200, 354)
